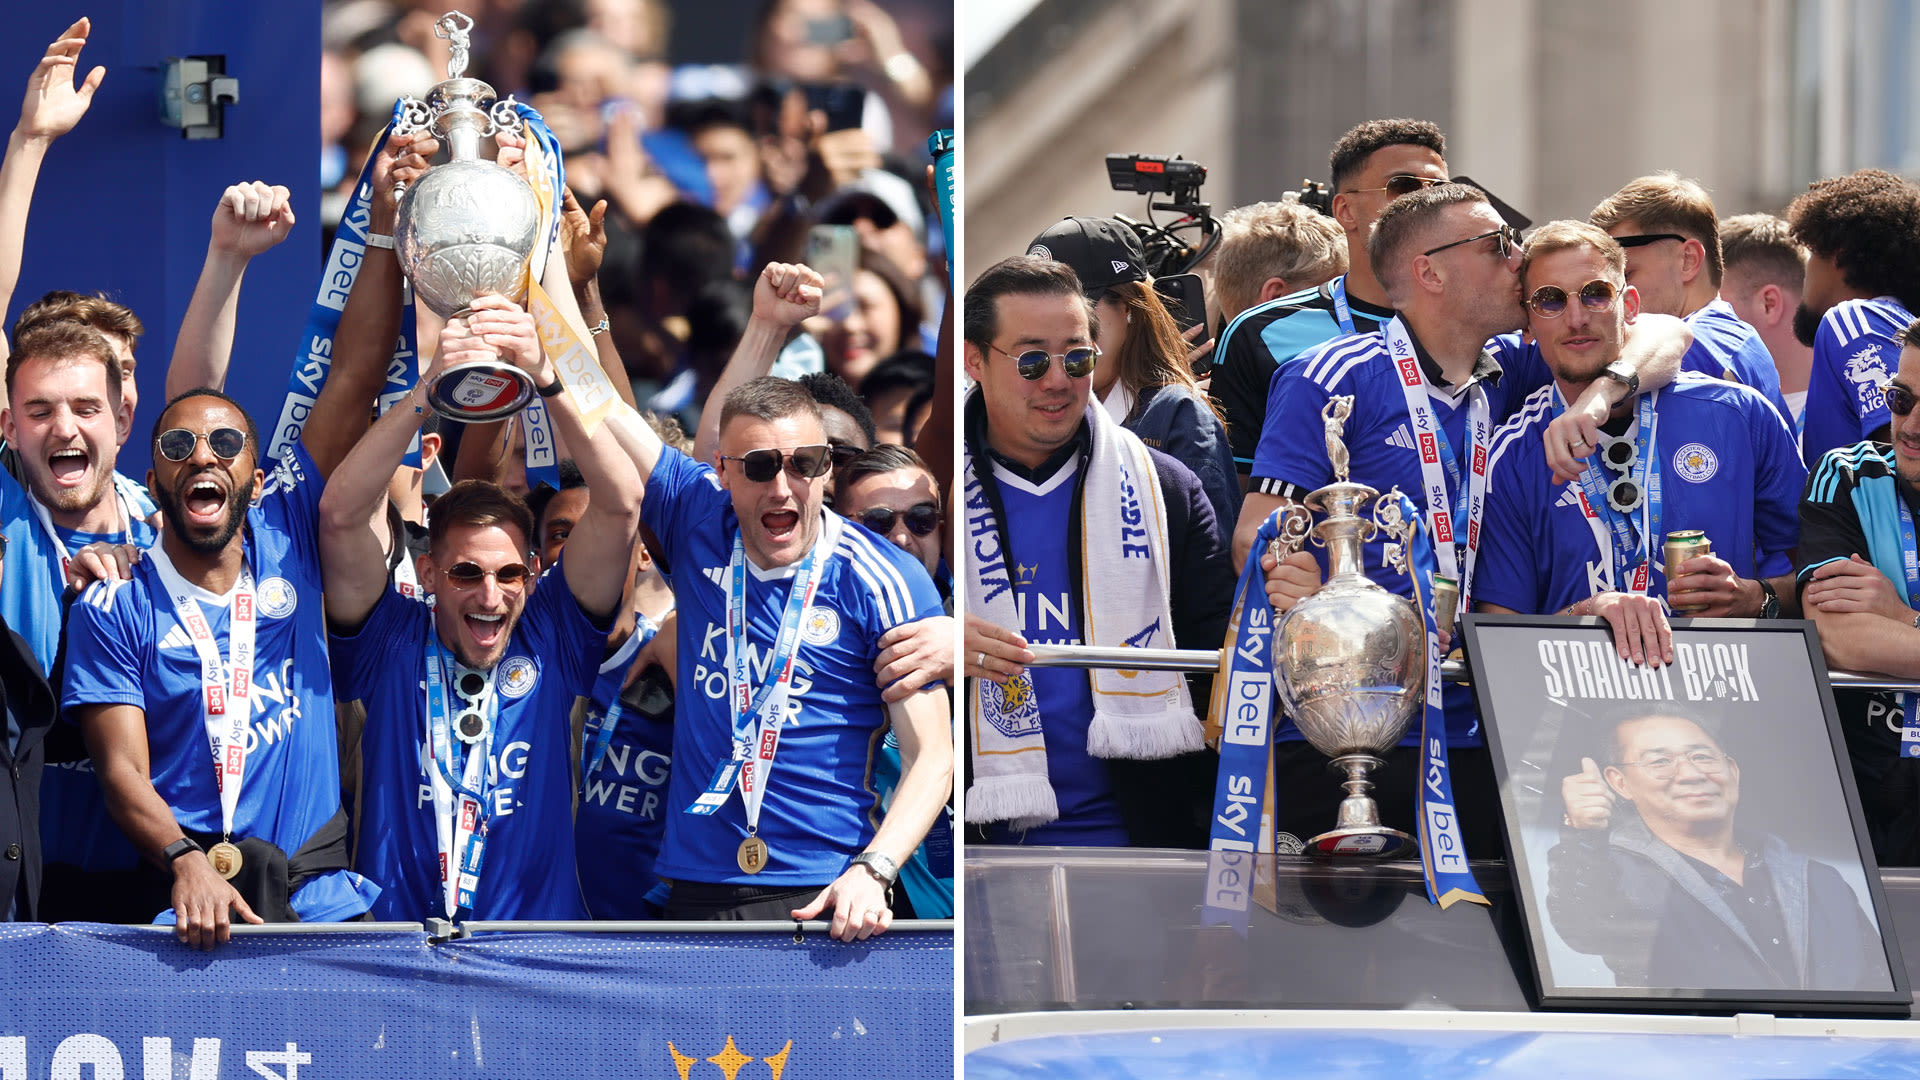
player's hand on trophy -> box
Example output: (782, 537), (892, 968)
(1561, 756), (1617, 831)
(1588, 590), (1673, 666)
(1261, 547), (1324, 616)
(464, 295), (548, 381)
(1802, 554), (1911, 621)
(560, 188), (609, 288)
(17, 17), (104, 144)
(792, 862), (893, 942)
(63, 541), (139, 592)
(1666, 553), (1751, 618)
(210, 181), (295, 259)
(876, 615), (954, 703)
(965, 614), (1031, 684)
(1542, 396), (1607, 484)
(755, 262), (825, 328)
(495, 126), (529, 179)
(170, 849), (263, 951)
(375, 130), (440, 229)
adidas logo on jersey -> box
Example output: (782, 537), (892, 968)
(1383, 424), (1416, 452)
(158, 625), (195, 652)
(703, 566), (726, 587)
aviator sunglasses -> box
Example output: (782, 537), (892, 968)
(1884, 382), (1918, 417)
(1423, 223), (1522, 260)
(1343, 174), (1448, 198)
(988, 343), (1099, 381)
(1527, 279), (1621, 319)
(720, 445), (835, 483)
(157, 427), (247, 462)
(442, 561), (532, 589)
(858, 502), (940, 537)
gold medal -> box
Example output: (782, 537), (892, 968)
(207, 840), (243, 880)
(737, 835), (769, 875)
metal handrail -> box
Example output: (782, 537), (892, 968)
(1025, 643), (1920, 691)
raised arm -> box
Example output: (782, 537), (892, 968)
(465, 294), (640, 619)
(692, 262), (824, 463)
(560, 188), (638, 410)
(298, 134), (436, 478)
(79, 702), (261, 949)
(1546, 313), (1694, 482)
(0, 17), (104, 376)
(165, 182), (296, 397)
(792, 684), (953, 940)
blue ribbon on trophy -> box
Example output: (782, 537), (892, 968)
(509, 98), (568, 493)
(268, 99), (422, 469)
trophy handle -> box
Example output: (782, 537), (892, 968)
(389, 98), (437, 204)
(1271, 504), (1312, 559)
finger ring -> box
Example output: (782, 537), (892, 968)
(1571, 439), (1588, 449)
(976, 651), (986, 669)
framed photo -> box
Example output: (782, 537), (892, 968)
(1461, 614), (1910, 1014)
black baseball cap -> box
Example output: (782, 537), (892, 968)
(1026, 216), (1149, 295)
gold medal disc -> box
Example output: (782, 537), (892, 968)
(208, 841), (244, 880)
(737, 835), (770, 875)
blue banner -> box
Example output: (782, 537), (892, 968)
(0, 923), (953, 1078)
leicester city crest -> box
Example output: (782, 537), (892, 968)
(1671, 442), (1718, 484)
(982, 671), (1043, 738)
(801, 605), (840, 646)
(257, 577), (297, 619)
(498, 655), (538, 698)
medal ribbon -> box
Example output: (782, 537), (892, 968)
(1554, 388), (1662, 596)
(27, 476), (139, 585)
(1200, 510), (1282, 934)
(512, 100), (566, 492)
(1395, 490), (1488, 909)
(1895, 500), (1920, 757)
(149, 547), (256, 842)
(268, 100), (422, 468)
(424, 636), (499, 917)
(1383, 318), (1491, 612)
(1328, 274), (1355, 335)
(580, 612), (659, 783)
(684, 536), (820, 836)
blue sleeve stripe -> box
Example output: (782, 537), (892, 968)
(839, 532), (912, 625)
(1304, 336), (1378, 389)
(1484, 387), (1554, 473)
(1808, 441), (1888, 502)
(1797, 555), (1851, 583)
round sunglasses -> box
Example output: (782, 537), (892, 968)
(720, 444), (834, 483)
(1528, 279), (1620, 318)
(857, 502), (940, 537)
(988, 343), (1099, 381)
(442, 561), (532, 590)
(157, 427), (247, 462)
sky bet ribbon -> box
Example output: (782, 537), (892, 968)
(269, 100), (422, 469)
(509, 100), (569, 493)
(1398, 490), (1487, 909)
(1200, 510), (1282, 934)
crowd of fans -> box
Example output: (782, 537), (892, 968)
(0, 0), (955, 949)
(962, 115), (1920, 899)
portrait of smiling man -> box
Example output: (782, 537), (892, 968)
(1546, 708), (1884, 991)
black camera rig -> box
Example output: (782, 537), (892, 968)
(1104, 153), (1220, 277)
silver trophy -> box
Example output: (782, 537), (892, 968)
(1270, 396), (1425, 858)
(393, 11), (543, 422)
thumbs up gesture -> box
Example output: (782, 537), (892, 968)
(1561, 756), (1616, 831)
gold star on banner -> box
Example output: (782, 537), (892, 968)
(706, 1036), (754, 1080)
(762, 1040), (793, 1080)
(667, 1042), (698, 1080)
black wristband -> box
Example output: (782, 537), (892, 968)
(162, 836), (203, 864)
(535, 375), (564, 398)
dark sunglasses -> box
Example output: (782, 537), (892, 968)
(1885, 382), (1917, 417)
(858, 502), (940, 537)
(988, 342), (1099, 380)
(829, 443), (863, 469)
(1527, 279), (1620, 318)
(443, 561), (532, 589)
(1344, 174), (1448, 198)
(157, 427), (247, 462)
(1613, 233), (1687, 249)
(720, 444), (834, 483)
(1423, 224), (1522, 260)
(823, 198), (898, 230)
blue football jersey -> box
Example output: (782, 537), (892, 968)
(1802, 297), (1913, 468)
(1251, 323), (1552, 746)
(1475, 374), (1806, 617)
(978, 456), (1126, 847)
(332, 559), (605, 921)
(61, 444), (377, 922)
(575, 613), (674, 920)
(1685, 299), (1793, 431)
(641, 447), (944, 886)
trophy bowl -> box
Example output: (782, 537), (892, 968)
(1271, 467), (1425, 858)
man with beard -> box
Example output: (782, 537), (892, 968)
(1787, 169), (1920, 467)
(626, 374), (950, 941)
(1258, 189), (1691, 855)
(63, 388), (383, 948)
(320, 297), (640, 922)
(1548, 709), (1884, 991)
(1475, 222), (1804, 634)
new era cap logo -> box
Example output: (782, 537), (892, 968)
(1029, 244), (1052, 260)
(1111, 260), (1129, 273)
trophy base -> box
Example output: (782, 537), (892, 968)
(425, 359), (536, 422)
(1308, 825), (1414, 859)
